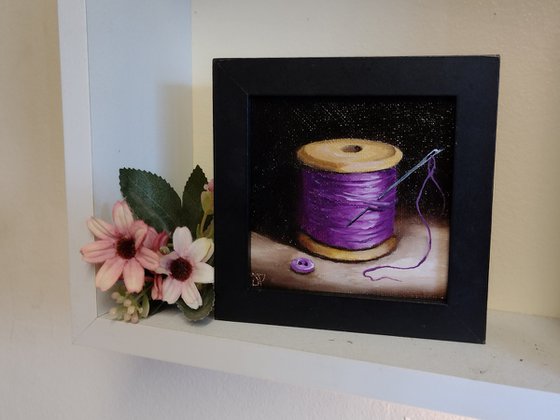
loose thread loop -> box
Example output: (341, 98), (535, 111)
(362, 155), (445, 281)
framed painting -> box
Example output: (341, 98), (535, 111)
(213, 56), (499, 343)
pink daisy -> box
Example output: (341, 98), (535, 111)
(80, 200), (160, 293)
(158, 227), (214, 309)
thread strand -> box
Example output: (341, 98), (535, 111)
(300, 168), (397, 250)
(362, 156), (443, 281)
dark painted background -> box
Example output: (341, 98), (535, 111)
(249, 95), (456, 246)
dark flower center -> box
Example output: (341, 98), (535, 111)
(170, 257), (192, 281)
(116, 238), (136, 259)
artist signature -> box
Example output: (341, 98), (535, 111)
(251, 272), (267, 287)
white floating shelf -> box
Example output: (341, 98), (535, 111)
(58, 1), (560, 419)
(77, 309), (560, 419)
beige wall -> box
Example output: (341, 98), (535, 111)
(0, 0), (67, 328)
(1, 0), (558, 418)
(192, 0), (560, 318)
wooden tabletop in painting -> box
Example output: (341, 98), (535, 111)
(251, 217), (448, 300)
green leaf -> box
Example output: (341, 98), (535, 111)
(176, 285), (214, 321)
(119, 168), (182, 233)
(147, 300), (169, 317)
(181, 165), (207, 236)
(141, 294), (150, 319)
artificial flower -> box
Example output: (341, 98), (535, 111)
(157, 226), (214, 309)
(109, 286), (149, 323)
(80, 200), (160, 293)
(144, 227), (169, 253)
(151, 276), (164, 300)
(201, 178), (214, 215)
(204, 179), (214, 193)
(144, 227), (169, 300)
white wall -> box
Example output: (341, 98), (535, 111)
(0, 1), (468, 419)
(86, 0), (193, 219)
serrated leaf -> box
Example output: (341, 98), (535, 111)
(181, 165), (207, 236)
(176, 285), (214, 321)
(119, 168), (182, 233)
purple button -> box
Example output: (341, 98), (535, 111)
(290, 257), (315, 274)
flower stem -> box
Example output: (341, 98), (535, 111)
(199, 212), (208, 238)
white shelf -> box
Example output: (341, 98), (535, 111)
(58, 1), (560, 419)
(76, 309), (560, 418)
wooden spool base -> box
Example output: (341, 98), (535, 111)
(297, 232), (398, 262)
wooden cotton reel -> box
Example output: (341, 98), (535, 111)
(296, 138), (403, 262)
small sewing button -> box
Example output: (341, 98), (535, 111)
(290, 257), (315, 274)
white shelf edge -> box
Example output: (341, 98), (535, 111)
(75, 312), (560, 419)
(58, 0), (98, 338)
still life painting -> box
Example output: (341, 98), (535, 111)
(214, 55), (498, 342)
(249, 96), (455, 301)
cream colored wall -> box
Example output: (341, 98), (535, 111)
(1, 0), (558, 417)
(0, 0), (470, 419)
(192, 0), (560, 318)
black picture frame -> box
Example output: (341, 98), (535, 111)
(213, 56), (499, 343)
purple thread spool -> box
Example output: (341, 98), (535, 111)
(296, 139), (403, 262)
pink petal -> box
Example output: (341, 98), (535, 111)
(154, 231), (169, 250)
(159, 251), (179, 273)
(144, 227), (168, 251)
(95, 256), (126, 291)
(122, 258), (145, 293)
(181, 280), (202, 309)
(190, 262), (214, 284)
(172, 227), (192, 257)
(144, 227), (158, 250)
(135, 247), (160, 271)
(130, 220), (148, 248)
(80, 239), (116, 263)
(188, 238), (214, 263)
(112, 200), (134, 235)
(87, 217), (117, 240)
(162, 278), (183, 304)
(151, 276), (164, 300)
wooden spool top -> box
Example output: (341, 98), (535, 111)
(297, 138), (403, 173)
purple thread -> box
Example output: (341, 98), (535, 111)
(362, 156), (442, 281)
(299, 167), (398, 250)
